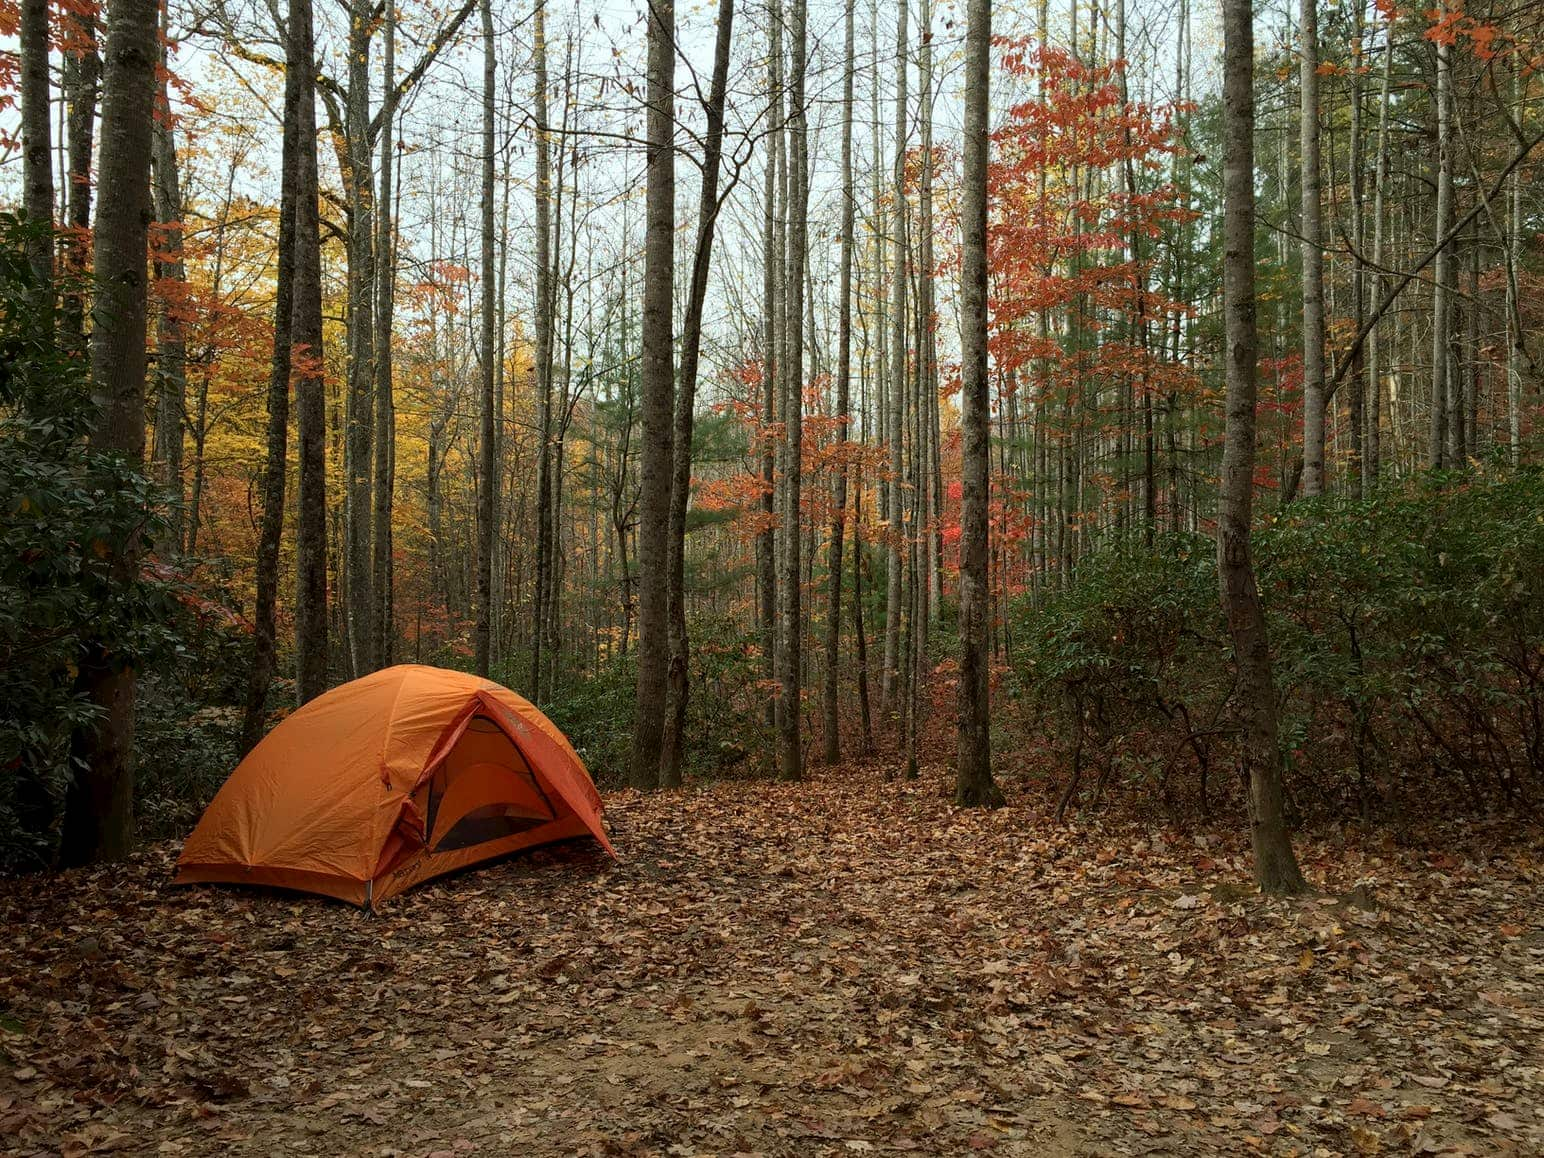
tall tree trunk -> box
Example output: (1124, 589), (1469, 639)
(184, 163), (233, 557)
(1459, 226), (1477, 462)
(61, 0), (160, 867)
(870, 0), (888, 565)
(343, 0), (376, 676)
(757, 5), (781, 737)
(545, 82), (578, 692)
(1298, 0), (1326, 497)
(371, 0), (397, 668)
(62, 5), (100, 343)
(1428, 37), (1454, 470)
(1506, 67), (1522, 466)
(151, 41), (187, 547)
(852, 466), (874, 755)
(1366, 12), (1393, 487)
(661, 0), (735, 788)
(474, 0), (497, 677)
(292, 0), (329, 706)
(955, 0), (1003, 809)
(882, 0), (909, 718)
(918, 0), (940, 627)
(1348, 1), (1365, 494)
(821, 0), (855, 766)
(20, 0), (53, 293)
(240, 0), (304, 755)
(628, 0), (676, 791)
(1220, 0), (1307, 896)
(777, 0), (809, 782)
(530, 0), (554, 698)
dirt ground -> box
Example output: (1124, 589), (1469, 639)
(1, 762), (1541, 1156)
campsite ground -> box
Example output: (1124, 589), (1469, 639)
(1, 762), (1540, 1157)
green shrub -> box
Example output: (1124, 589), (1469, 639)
(0, 218), (189, 867)
(134, 583), (250, 839)
(532, 614), (769, 787)
(1014, 470), (1544, 822)
(1010, 533), (1228, 817)
(536, 655), (639, 787)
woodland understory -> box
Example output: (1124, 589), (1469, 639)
(1, 761), (1540, 1157)
(3, 0), (1544, 1145)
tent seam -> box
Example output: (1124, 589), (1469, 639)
(369, 667), (416, 882)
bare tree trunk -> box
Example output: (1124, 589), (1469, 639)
(342, 0), (376, 677)
(757, 6), (781, 739)
(1429, 37), (1454, 470)
(882, 0), (909, 719)
(184, 161), (233, 556)
(20, 0), (53, 292)
(371, 0), (397, 668)
(628, 0), (675, 791)
(292, 0), (329, 706)
(474, 0), (497, 678)
(62, 6), (99, 343)
(918, 0), (940, 627)
(1461, 225), (1478, 461)
(1506, 68), (1522, 466)
(1366, 12), (1392, 487)
(240, 2), (304, 755)
(777, 0), (809, 782)
(530, 0), (554, 698)
(820, 0), (855, 766)
(1220, 0), (1307, 896)
(661, 0), (735, 787)
(955, 0), (1002, 809)
(61, 0), (159, 867)
(1348, 1), (1365, 494)
(1298, 0), (1326, 497)
(870, 0), (888, 558)
(151, 41), (187, 547)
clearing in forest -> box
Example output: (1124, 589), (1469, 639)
(1, 763), (1540, 1156)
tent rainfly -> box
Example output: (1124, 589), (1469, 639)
(176, 665), (614, 907)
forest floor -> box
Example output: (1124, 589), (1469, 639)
(1, 760), (1541, 1157)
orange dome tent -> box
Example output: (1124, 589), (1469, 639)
(175, 665), (614, 907)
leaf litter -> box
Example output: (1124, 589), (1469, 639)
(0, 759), (1540, 1156)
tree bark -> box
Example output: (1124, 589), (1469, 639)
(955, 0), (1003, 809)
(151, 43), (187, 547)
(661, 0), (735, 788)
(1366, 13), (1393, 487)
(1429, 37), (1454, 470)
(882, 0), (909, 719)
(62, 5), (100, 343)
(1219, 0), (1308, 896)
(1506, 68), (1522, 466)
(240, 0), (304, 755)
(1348, 2), (1365, 494)
(1298, 0), (1326, 497)
(821, 0), (855, 766)
(20, 0), (53, 293)
(851, 466), (874, 755)
(292, 0), (329, 706)
(628, 0), (675, 791)
(918, 0), (940, 628)
(777, 0), (809, 782)
(530, 0), (554, 699)
(757, 5), (781, 738)
(474, 0), (496, 678)
(371, 0), (397, 668)
(342, 0), (377, 678)
(61, 0), (160, 867)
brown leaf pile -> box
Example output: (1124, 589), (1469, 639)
(1, 761), (1540, 1156)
